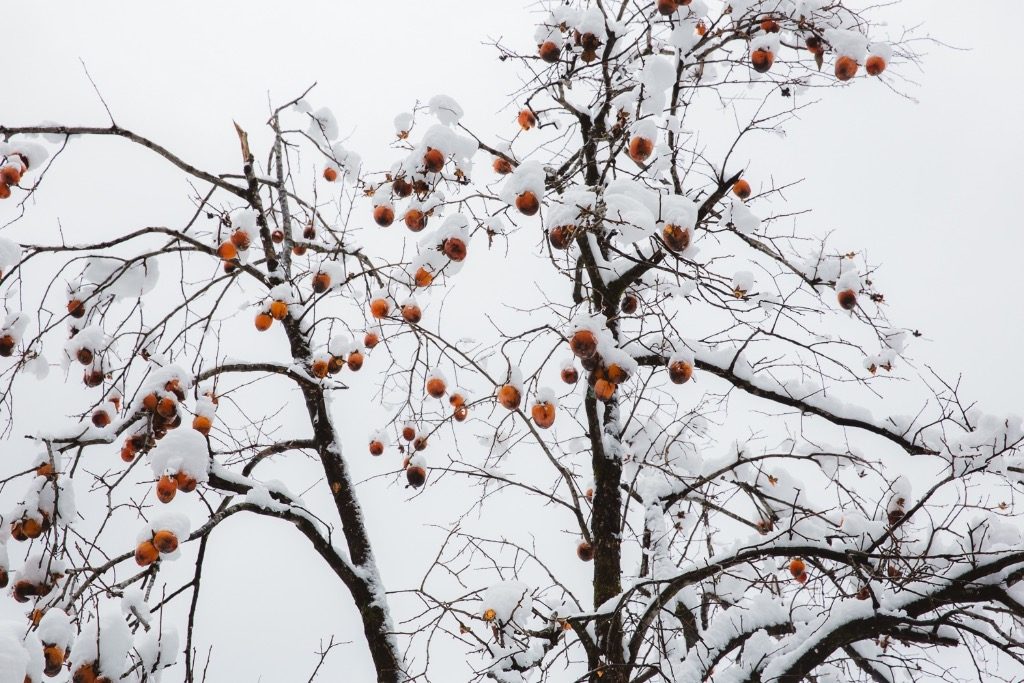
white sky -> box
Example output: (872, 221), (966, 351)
(2, 1), (1023, 680)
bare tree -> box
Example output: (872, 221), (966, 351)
(1, 2), (1022, 683)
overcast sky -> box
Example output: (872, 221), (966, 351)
(2, 1), (1023, 681)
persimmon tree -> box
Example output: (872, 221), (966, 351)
(1, 2), (1023, 683)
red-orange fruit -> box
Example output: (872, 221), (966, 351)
(732, 179), (752, 200)
(406, 465), (427, 488)
(402, 426), (416, 442)
(401, 304), (422, 324)
(423, 147), (445, 173)
(789, 557), (806, 577)
(561, 366), (579, 384)
(0, 165), (22, 186)
(576, 541), (594, 562)
(347, 350), (364, 371)
(0, 184), (10, 200)
(323, 167), (338, 182)
(404, 210), (427, 232)
(230, 229), (250, 251)
(662, 224), (690, 252)
(760, 18), (780, 32)
(223, 261), (238, 274)
(217, 242), (238, 261)
(363, 331), (380, 348)
(72, 662), (99, 683)
(657, 0), (678, 15)
(569, 329), (598, 359)
(517, 109), (537, 131)
(271, 229), (285, 244)
(606, 363), (628, 384)
(76, 347), (94, 365)
(531, 402), (556, 429)
(751, 48), (774, 73)
(192, 415), (212, 435)
(450, 393), (465, 408)
(91, 409), (111, 428)
(120, 441), (137, 462)
(492, 157), (513, 175)
(0, 334), (15, 357)
(12, 580), (37, 602)
(795, 571), (809, 584)
(580, 32), (601, 51)
(539, 40), (560, 63)
(549, 225), (574, 250)
(10, 520), (26, 542)
(805, 36), (823, 54)
(426, 377), (446, 398)
(497, 384), (522, 410)
(311, 359), (330, 379)
(43, 644), (65, 676)
(175, 471), (198, 492)
(142, 392), (159, 412)
(312, 271), (331, 294)
(594, 379), (616, 401)
(628, 136), (654, 163)
(515, 191), (540, 216)
(668, 360), (693, 384)
(443, 237), (467, 262)
(621, 293), (638, 315)
(36, 462), (55, 478)
(303, 224), (316, 240)
(157, 396), (177, 419)
(153, 529), (179, 554)
(413, 435), (428, 451)
(22, 518), (43, 539)
(373, 205), (395, 227)
(135, 540), (159, 567)
(454, 405), (469, 422)
(370, 298), (390, 319)
(67, 299), (86, 319)
(292, 244), (308, 256)
(269, 300), (289, 321)
(392, 178), (413, 198)
(835, 55), (858, 81)
(414, 267), (433, 288)
(369, 440), (384, 456)
(156, 475), (178, 503)
(837, 289), (857, 311)
(865, 55), (886, 76)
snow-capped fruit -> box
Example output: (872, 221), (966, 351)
(423, 148), (445, 173)
(255, 312), (273, 331)
(837, 289), (857, 310)
(36, 462), (55, 478)
(662, 224), (690, 252)
(76, 347), (94, 365)
(92, 409), (111, 428)
(656, 0), (678, 15)
(229, 230), (249, 251)
(72, 662), (99, 683)
(406, 465), (427, 488)
(153, 529), (179, 554)
(192, 415), (212, 435)
(0, 184), (9, 200)
(668, 360), (693, 384)
(594, 379), (616, 401)
(789, 557), (806, 577)
(414, 267), (434, 288)
(0, 568), (9, 589)
(43, 644), (65, 676)
(732, 179), (752, 200)
(347, 350), (365, 371)
(392, 178), (413, 197)
(9, 520), (26, 541)
(67, 299), (86, 319)
(805, 35), (824, 55)
(156, 475), (178, 504)
(751, 48), (774, 73)
(157, 396), (177, 419)
(482, 608), (497, 622)
(12, 579), (37, 602)
(370, 298), (391, 319)
(539, 41), (560, 63)
(323, 167), (338, 182)
(312, 271), (331, 294)
(0, 334), (15, 357)
(561, 366), (579, 384)
(450, 393), (465, 408)
(515, 191), (540, 216)
(327, 356), (345, 375)
(84, 369), (104, 387)
(311, 359), (330, 379)
(443, 237), (467, 262)
(606, 363), (629, 384)
(135, 540), (159, 567)
(426, 377), (446, 398)
(404, 209), (427, 232)
(269, 300), (288, 320)
(492, 157), (513, 175)
(120, 441), (136, 462)
(0, 165), (22, 186)
(217, 242), (237, 261)
(271, 229), (285, 243)
(549, 225), (573, 250)
(865, 55), (886, 76)
(175, 471), (198, 492)
(401, 303), (422, 324)
(292, 243), (308, 256)
(373, 205), (395, 227)
(497, 384), (522, 410)
(696, 20), (707, 35)
(621, 293), (638, 314)
(835, 55), (858, 81)
(760, 17), (780, 32)
(402, 426), (416, 442)
(531, 401), (556, 429)
(302, 224), (316, 240)
(576, 541), (594, 562)
(569, 329), (598, 359)
(413, 435), (428, 451)
(517, 109), (537, 131)
(628, 136), (654, 164)
(369, 440), (384, 456)
(454, 405), (468, 422)
(364, 331), (380, 348)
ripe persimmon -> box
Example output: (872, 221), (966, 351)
(42, 644), (65, 677)
(312, 271), (331, 294)
(175, 471), (198, 492)
(423, 147), (445, 173)
(492, 157), (513, 175)
(414, 267), (433, 288)
(156, 475), (177, 503)
(373, 205), (395, 228)
(292, 244), (308, 256)
(517, 109), (537, 131)
(606, 363), (628, 384)
(370, 298), (390, 319)
(0, 165), (21, 186)
(669, 360), (693, 384)
(497, 384), (521, 410)
(364, 331), (380, 348)
(120, 441), (137, 462)
(570, 329), (598, 359)
(0, 334), (14, 357)
(628, 136), (654, 164)
(369, 440), (384, 456)
(657, 0), (678, 15)
(789, 557), (806, 577)
(835, 55), (858, 81)
(92, 410), (111, 428)
(36, 462), (54, 478)
(561, 366), (579, 384)
(230, 229), (250, 251)
(662, 224), (690, 252)
(594, 378), (616, 401)
(401, 303), (422, 324)
(426, 377), (446, 398)
(22, 517), (42, 539)
(323, 167), (338, 182)
(404, 209), (427, 232)
(805, 35), (824, 55)
(153, 529), (179, 554)
(217, 242), (237, 261)
(621, 293), (638, 315)
(732, 179), (752, 200)
(302, 224), (316, 240)
(135, 540), (159, 567)
(576, 541), (594, 562)
(454, 405), (469, 422)
(156, 397), (176, 419)
(760, 17), (780, 32)
(402, 426), (416, 442)
(406, 465), (427, 488)
(865, 55), (886, 76)
(67, 299), (86, 319)
(515, 191), (540, 216)
(311, 359), (329, 379)
(269, 300), (288, 320)
(751, 48), (774, 73)
(532, 401), (556, 429)
(271, 229), (285, 244)
(837, 289), (857, 310)
(76, 347), (94, 365)
(539, 41), (560, 63)
(347, 350), (364, 371)
(549, 225), (573, 250)
(392, 178), (413, 197)
(0, 184), (10, 200)
(443, 237), (467, 262)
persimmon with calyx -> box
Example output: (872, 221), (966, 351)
(363, 331), (380, 348)
(561, 366), (579, 384)
(76, 347), (94, 365)
(230, 229), (250, 250)
(153, 529), (178, 554)
(402, 425), (416, 442)
(657, 0), (678, 15)
(370, 297), (391, 319)
(192, 415), (212, 435)
(255, 312), (273, 331)
(413, 435), (428, 451)
(323, 167), (339, 182)
(156, 475), (177, 504)
(423, 147), (444, 173)
(751, 48), (774, 73)
(369, 440), (384, 456)
(135, 540), (159, 567)
(0, 165), (22, 186)
(594, 379), (616, 401)
(406, 465), (427, 488)
(175, 471), (198, 492)
(866, 55), (886, 76)
(269, 300), (288, 320)
(443, 237), (467, 261)
(347, 350), (364, 371)
(517, 109), (537, 130)
(454, 405), (468, 422)
(669, 360), (693, 384)
(532, 401), (556, 429)
(835, 55), (858, 81)
(606, 363), (629, 384)
(662, 224), (690, 252)
(404, 209), (427, 232)
(570, 329), (598, 359)
(92, 409), (111, 428)
(43, 644), (65, 677)
(515, 191), (540, 216)
(67, 299), (86, 319)
(312, 271), (331, 294)
(732, 179), (752, 199)
(426, 376), (446, 398)
(216, 242), (237, 261)
(401, 303), (422, 324)
(0, 334), (14, 357)
(156, 396), (176, 419)
(492, 157), (513, 175)
(311, 359), (330, 379)
(373, 205), (395, 227)
(497, 384), (521, 410)
(271, 229), (284, 243)
(414, 267), (433, 288)
(621, 293), (638, 314)
(789, 557), (807, 577)
(760, 17), (780, 32)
